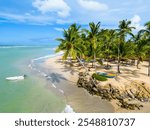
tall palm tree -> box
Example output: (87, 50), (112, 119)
(100, 29), (116, 67)
(132, 32), (148, 69)
(138, 21), (150, 76)
(56, 23), (83, 62)
(116, 20), (135, 73)
(144, 22), (150, 76)
(85, 22), (101, 68)
(143, 22), (150, 77)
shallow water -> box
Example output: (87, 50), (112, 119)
(0, 45), (114, 113)
(0, 46), (65, 113)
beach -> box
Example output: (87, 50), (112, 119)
(2, 46), (149, 113)
(41, 55), (114, 113)
(43, 55), (150, 113)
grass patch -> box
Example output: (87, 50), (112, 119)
(92, 73), (107, 81)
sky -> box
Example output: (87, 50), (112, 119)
(0, 0), (150, 45)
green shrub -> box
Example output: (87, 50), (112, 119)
(92, 73), (107, 81)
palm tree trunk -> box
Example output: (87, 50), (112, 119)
(137, 60), (140, 69)
(76, 56), (88, 73)
(69, 53), (73, 66)
(117, 57), (121, 73)
(92, 61), (94, 68)
(76, 56), (97, 86)
(117, 44), (121, 73)
(94, 52), (96, 70)
(107, 55), (109, 67)
(148, 55), (150, 77)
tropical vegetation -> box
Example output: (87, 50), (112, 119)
(56, 20), (150, 76)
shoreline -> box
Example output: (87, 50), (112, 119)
(40, 54), (150, 113)
(40, 55), (114, 113)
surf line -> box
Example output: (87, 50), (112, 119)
(52, 83), (57, 88)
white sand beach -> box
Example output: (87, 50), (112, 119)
(44, 55), (150, 113)
(43, 56), (114, 113)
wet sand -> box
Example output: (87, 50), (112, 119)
(39, 55), (114, 113)
(41, 55), (150, 113)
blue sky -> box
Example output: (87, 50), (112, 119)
(0, 0), (150, 45)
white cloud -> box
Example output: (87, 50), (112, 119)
(130, 15), (145, 31)
(77, 0), (108, 11)
(54, 27), (64, 31)
(0, 12), (53, 25)
(131, 14), (141, 24)
(32, 0), (71, 18)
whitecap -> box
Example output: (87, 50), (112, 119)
(28, 64), (32, 69)
(41, 73), (47, 77)
(0, 46), (42, 49)
(59, 89), (64, 94)
(32, 51), (64, 62)
(52, 83), (56, 88)
(63, 105), (75, 113)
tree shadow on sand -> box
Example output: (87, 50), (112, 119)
(48, 73), (67, 83)
(62, 65), (77, 75)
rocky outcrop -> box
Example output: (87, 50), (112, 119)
(77, 72), (150, 110)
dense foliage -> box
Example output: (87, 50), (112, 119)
(56, 20), (150, 76)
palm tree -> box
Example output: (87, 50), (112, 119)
(116, 20), (135, 73)
(85, 22), (101, 68)
(132, 32), (148, 69)
(144, 21), (150, 76)
(56, 23), (83, 63)
(144, 22), (150, 76)
(100, 29), (116, 67)
(147, 41), (150, 76)
(139, 21), (150, 76)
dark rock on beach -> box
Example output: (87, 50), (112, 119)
(77, 72), (150, 110)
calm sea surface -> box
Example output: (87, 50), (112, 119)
(0, 46), (65, 112)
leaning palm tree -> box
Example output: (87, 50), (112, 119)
(116, 20), (135, 73)
(56, 23), (83, 63)
(84, 22), (101, 68)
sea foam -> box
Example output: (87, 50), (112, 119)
(63, 105), (75, 113)
(32, 51), (63, 61)
(0, 46), (42, 49)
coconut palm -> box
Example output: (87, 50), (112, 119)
(56, 20), (150, 77)
(132, 32), (148, 69)
(116, 20), (135, 73)
(144, 22), (150, 76)
(56, 23), (83, 62)
(138, 21), (150, 76)
(100, 29), (116, 67)
(84, 22), (101, 68)
(143, 22), (150, 77)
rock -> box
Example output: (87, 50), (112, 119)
(127, 90), (135, 99)
(130, 88), (137, 95)
(77, 74), (150, 111)
(92, 87), (98, 92)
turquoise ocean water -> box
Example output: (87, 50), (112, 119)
(0, 46), (65, 113)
